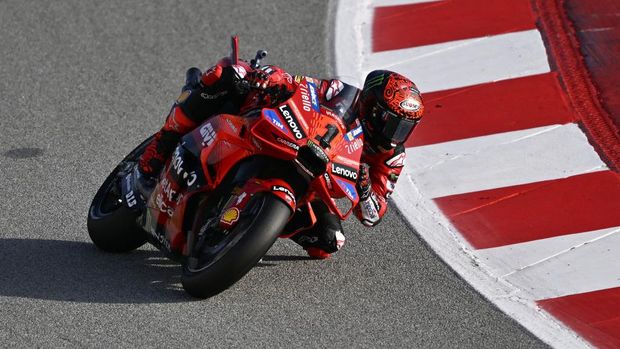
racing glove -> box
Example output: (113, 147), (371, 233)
(355, 163), (383, 227)
(356, 163), (372, 200)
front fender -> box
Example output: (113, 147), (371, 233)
(217, 178), (296, 231)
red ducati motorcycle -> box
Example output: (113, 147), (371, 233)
(87, 38), (363, 298)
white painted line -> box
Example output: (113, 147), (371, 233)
(363, 29), (551, 93)
(403, 123), (607, 198)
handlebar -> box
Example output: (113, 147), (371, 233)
(250, 50), (268, 69)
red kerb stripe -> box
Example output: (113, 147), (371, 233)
(434, 171), (620, 249)
(407, 73), (576, 147)
(373, 0), (537, 52)
(538, 287), (620, 349)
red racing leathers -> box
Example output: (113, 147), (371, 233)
(139, 62), (407, 257)
(315, 79), (405, 227)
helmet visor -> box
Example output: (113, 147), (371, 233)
(376, 106), (419, 145)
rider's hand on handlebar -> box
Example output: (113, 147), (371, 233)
(356, 163), (372, 200)
(246, 69), (271, 89)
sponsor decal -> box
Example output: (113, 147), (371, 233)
(147, 223), (171, 251)
(220, 207), (240, 225)
(385, 152), (405, 168)
(298, 83), (313, 113)
(125, 190), (137, 208)
(172, 147), (198, 186)
(307, 81), (320, 112)
(336, 178), (358, 201)
(225, 118), (238, 134)
(294, 75), (302, 83)
(345, 125), (363, 142)
(279, 104), (306, 140)
(323, 173), (333, 190)
(124, 174), (137, 207)
(176, 90), (191, 104)
(264, 109), (288, 133)
(160, 177), (177, 202)
(360, 195), (380, 224)
(236, 192), (247, 205)
(324, 109), (338, 118)
(363, 74), (385, 94)
(400, 98), (421, 112)
(184, 171), (197, 187)
(345, 138), (363, 154)
(156, 193), (174, 218)
(200, 123), (216, 147)
(200, 90), (227, 100)
(171, 148), (184, 174)
(272, 185), (296, 205)
(331, 163), (358, 182)
(276, 136), (300, 151)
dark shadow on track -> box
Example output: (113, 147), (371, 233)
(0, 238), (303, 304)
(0, 238), (187, 303)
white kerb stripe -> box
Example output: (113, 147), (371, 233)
(400, 123), (608, 199)
(495, 227), (620, 300)
(390, 168), (590, 348)
(363, 29), (550, 93)
(476, 227), (620, 278)
(371, 0), (441, 7)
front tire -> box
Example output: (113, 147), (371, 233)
(181, 193), (292, 298)
(87, 136), (153, 252)
(87, 167), (147, 252)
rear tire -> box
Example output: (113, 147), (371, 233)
(181, 193), (292, 298)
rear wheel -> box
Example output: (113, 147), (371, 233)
(181, 192), (292, 298)
(86, 136), (153, 252)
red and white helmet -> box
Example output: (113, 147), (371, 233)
(358, 70), (424, 149)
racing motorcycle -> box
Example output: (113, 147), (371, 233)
(87, 37), (363, 298)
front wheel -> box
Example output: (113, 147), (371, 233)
(86, 136), (153, 252)
(87, 166), (147, 252)
(181, 193), (292, 298)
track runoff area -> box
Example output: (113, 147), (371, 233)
(335, 0), (620, 348)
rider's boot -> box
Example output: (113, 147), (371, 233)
(289, 202), (346, 259)
(136, 68), (203, 197)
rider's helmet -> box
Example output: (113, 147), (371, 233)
(358, 70), (424, 150)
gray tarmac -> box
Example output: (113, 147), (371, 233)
(0, 0), (546, 347)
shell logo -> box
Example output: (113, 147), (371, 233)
(220, 207), (240, 225)
(400, 98), (421, 112)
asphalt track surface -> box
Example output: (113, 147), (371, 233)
(0, 1), (547, 347)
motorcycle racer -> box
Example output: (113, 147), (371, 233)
(138, 61), (424, 260)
